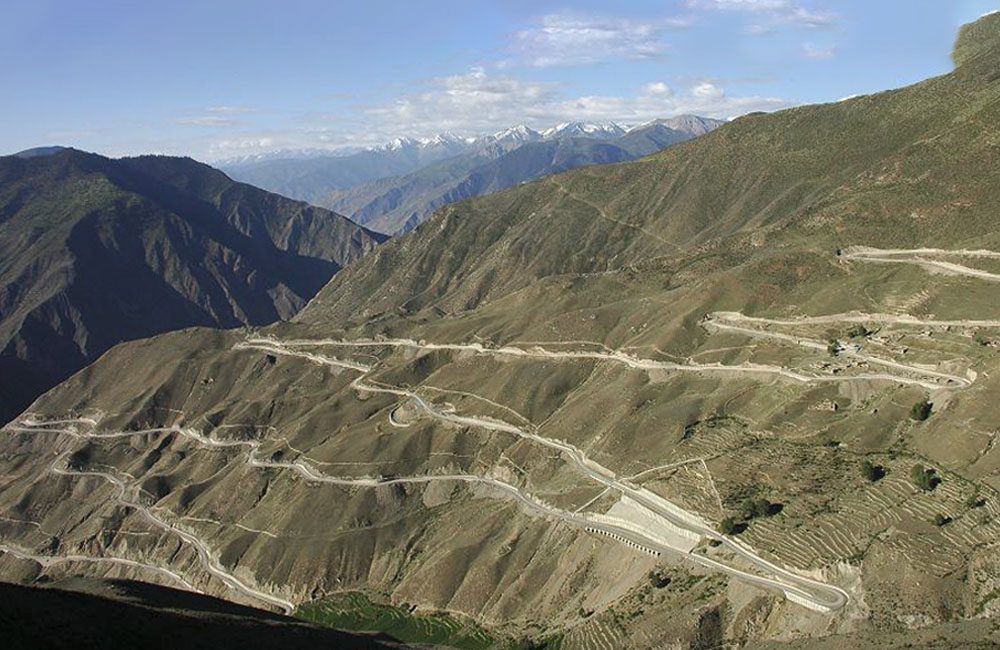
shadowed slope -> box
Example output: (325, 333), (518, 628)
(0, 149), (385, 423)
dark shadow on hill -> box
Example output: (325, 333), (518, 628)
(0, 579), (411, 650)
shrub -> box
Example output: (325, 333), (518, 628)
(861, 460), (885, 482)
(719, 517), (738, 535)
(966, 494), (985, 508)
(648, 570), (671, 588)
(911, 464), (939, 491)
(847, 323), (870, 338)
(933, 513), (951, 526)
(827, 339), (840, 356)
(910, 399), (932, 421)
(740, 497), (778, 520)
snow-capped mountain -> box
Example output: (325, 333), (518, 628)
(221, 115), (724, 208)
(627, 115), (724, 138)
(370, 134), (471, 156)
(476, 125), (543, 148)
(540, 121), (627, 140)
(215, 147), (359, 166)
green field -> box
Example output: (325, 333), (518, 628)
(296, 593), (566, 649)
(296, 592), (497, 649)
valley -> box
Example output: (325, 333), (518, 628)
(4, 11), (1000, 648)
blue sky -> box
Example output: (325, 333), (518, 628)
(1, 0), (997, 161)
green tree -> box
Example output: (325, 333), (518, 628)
(933, 513), (950, 526)
(910, 399), (932, 421)
(648, 570), (671, 588)
(827, 338), (840, 356)
(911, 464), (939, 491)
(847, 323), (870, 338)
(740, 497), (774, 520)
(861, 460), (884, 482)
(719, 517), (738, 535)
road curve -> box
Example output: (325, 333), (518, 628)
(703, 317), (973, 389)
(843, 246), (1000, 282)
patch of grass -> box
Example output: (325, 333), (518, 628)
(296, 592), (495, 650)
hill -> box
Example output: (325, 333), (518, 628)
(0, 149), (384, 424)
(4, 14), (1000, 650)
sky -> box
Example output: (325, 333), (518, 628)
(1, 0), (998, 162)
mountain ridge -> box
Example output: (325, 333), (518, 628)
(0, 147), (384, 424)
(220, 115), (724, 210)
(323, 117), (725, 234)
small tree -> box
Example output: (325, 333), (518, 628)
(910, 399), (932, 421)
(648, 570), (671, 588)
(719, 517), (738, 535)
(827, 338), (840, 356)
(861, 460), (884, 482)
(966, 493), (984, 509)
(911, 464), (939, 491)
(933, 513), (951, 526)
(847, 323), (870, 339)
(740, 497), (775, 520)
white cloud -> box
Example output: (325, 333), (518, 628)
(510, 12), (670, 67)
(692, 0), (792, 9)
(174, 116), (239, 127)
(802, 43), (835, 59)
(642, 81), (673, 96)
(199, 67), (792, 160)
(205, 106), (257, 115)
(692, 82), (725, 100)
(689, 0), (835, 29)
(364, 68), (787, 138)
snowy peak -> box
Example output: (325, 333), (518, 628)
(541, 121), (627, 140)
(419, 132), (468, 147)
(371, 136), (422, 152)
(495, 124), (542, 143)
(476, 124), (543, 148)
(627, 115), (726, 138)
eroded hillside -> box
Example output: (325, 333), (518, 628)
(3, 14), (1000, 650)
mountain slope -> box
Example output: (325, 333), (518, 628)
(5, 14), (1000, 650)
(302, 41), (1000, 323)
(325, 117), (724, 234)
(0, 149), (385, 424)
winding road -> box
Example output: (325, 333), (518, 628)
(703, 315), (975, 389)
(843, 246), (1000, 282)
(234, 337), (850, 611)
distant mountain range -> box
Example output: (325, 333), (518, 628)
(223, 116), (725, 234)
(0, 147), (384, 424)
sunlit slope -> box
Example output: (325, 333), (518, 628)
(5, 14), (1000, 650)
(303, 14), (1000, 325)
